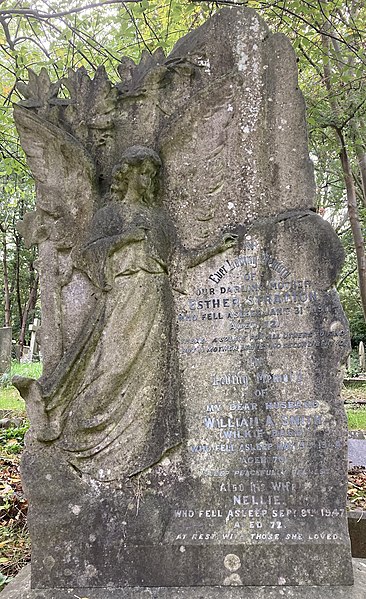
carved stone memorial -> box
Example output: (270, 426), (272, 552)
(13, 6), (356, 597)
(0, 327), (12, 374)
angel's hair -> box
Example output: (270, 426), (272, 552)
(118, 145), (162, 169)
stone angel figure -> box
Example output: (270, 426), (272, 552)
(14, 122), (236, 481)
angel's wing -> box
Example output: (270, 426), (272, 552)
(14, 106), (97, 238)
(14, 106), (99, 376)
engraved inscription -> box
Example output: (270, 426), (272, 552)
(171, 235), (349, 547)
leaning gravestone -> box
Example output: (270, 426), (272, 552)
(11, 6), (362, 598)
(0, 327), (12, 375)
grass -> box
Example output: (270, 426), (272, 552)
(0, 361), (42, 412)
(343, 379), (366, 424)
(1, 361), (42, 385)
(346, 409), (366, 430)
(0, 448), (30, 588)
(0, 394), (30, 588)
(342, 377), (366, 430)
(0, 389), (24, 412)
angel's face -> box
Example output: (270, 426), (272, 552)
(135, 160), (157, 197)
(112, 158), (159, 204)
(128, 159), (157, 203)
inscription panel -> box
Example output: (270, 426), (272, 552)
(172, 231), (350, 554)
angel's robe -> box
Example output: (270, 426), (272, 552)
(45, 200), (182, 481)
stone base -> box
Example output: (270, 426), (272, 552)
(2, 561), (366, 599)
(348, 512), (366, 558)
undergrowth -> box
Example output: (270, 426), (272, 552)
(0, 420), (30, 590)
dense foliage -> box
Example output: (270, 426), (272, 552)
(0, 1), (365, 343)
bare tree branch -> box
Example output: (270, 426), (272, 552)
(14, 35), (51, 58)
(190, 0), (363, 60)
(0, 141), (27, 170)
(37, 18), (99, 71)
(0, 1), (141, 20)
(123, 2), (152, 53)
(143, 12), (160, 44)
(0, 16), (14, 50)
(297, 43), (323, 78)
(337, 266), (357, 289)
(165, 0), (173, 40)
(341, 98), (366, 129)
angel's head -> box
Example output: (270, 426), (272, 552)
(111, 146), (162, 205)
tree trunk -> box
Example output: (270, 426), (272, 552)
(348, 122), (366, 209)
(1, 230), (11, 327)
(337, 129), (366, 321)
(357, 150), (366, 208)
(14, 232), (23, 327)
(321, 31), (366, 321)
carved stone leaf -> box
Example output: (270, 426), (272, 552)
(28, 68), (40, 93)
(16, 67), (61, 109)
(117, 47), (167, 97)
(58, 66), (117, 142)
(94, 65), (112, 93)
(16, 80), (32, 100)
(117, 56), (137, 82)
(38, 68), (52, 97)
(17, 98), (43, 109)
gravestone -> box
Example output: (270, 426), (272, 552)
(20, 346), (31, 363)
(349, 434), (366, 468)
(359, 341), (365, 371)
(11, 6), (357, 597)
(0, 327), (12, 374)
(28, 317), (40, 362)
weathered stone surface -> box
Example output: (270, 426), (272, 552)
(349, 430), (366, 439)
(13, 5), (353, 593)
(171, 210), (352, 587)
(2, 561), (366, 599)
(0, 327), (12, 374)
(349, 439), (366, 467)
(348, 513), (366, 558)
(0, 417), (22, 428)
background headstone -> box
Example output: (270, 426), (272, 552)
(349, 438), (366, 468)
(359, 341), (365, 372)
(20, 346), (31, 364)
(13, 6), (353, 593)
(0, 327), (12, 374)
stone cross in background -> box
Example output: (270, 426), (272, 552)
(0, 327), (12, 375)
(28, 317), (40, 362)
(20, 318), (40, 363)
